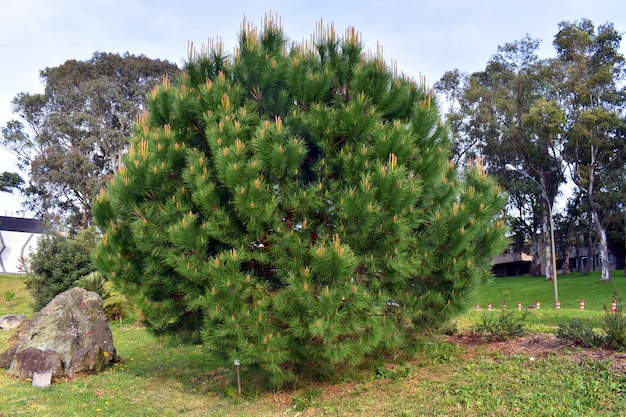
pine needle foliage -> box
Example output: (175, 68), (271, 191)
(93, 16), (508, 385)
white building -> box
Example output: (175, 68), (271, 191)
(0, 216), (44, 274)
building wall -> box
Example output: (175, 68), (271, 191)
(0, 230), (41, 273)
(493, 248), (620, 277)
(0, 216), (44, 274)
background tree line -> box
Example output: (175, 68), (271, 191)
(435, 18), (626, 281)
(1, 52), (181, 231)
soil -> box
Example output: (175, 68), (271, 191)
(448, 332), (626, 374)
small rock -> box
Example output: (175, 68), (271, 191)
(0, 319), (30, 368)
(0, 314), (27, 330)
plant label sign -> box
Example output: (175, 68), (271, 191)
(32, 370), (52, 388)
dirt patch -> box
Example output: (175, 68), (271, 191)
(449, 332), (626, 374)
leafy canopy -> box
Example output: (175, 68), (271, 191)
(1, 52), (181, 230)
(0, 172), (24, 194)
(437, 19), (626, 279)
(94, 17), (507, 384)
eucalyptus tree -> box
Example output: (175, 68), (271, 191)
(436, 36), (566, 279)
(0, 172), (24, 194)
(553, 19), (626, 280)
(1, 52), (181, 230)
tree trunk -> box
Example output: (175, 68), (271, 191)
(530, 233), (542, 276)
(592, 210), (611, 281)
(585, 229), (593, 275)
(543, 208), (554, 281)
(562, 222), (574, 275)
(586, 145), (610, 281)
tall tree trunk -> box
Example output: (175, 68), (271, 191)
(539, 174), (556, 281)
(531, 233), (542, 276)
(587, 145), (610, 281)
(562, 221), (574, 274)
(585, 225), (593, 275)
(543, 208), (554, 281)
(592, 210), (611, 281)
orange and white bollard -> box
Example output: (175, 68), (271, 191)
(476, 304), (480, 310)
(612, 300), (617, 314)
(555, 300), (560, 310)
(518, 302), (522, 310)
(580, 300), (585, 310)
(536, 301), (541, 309)
(488, 304), (492, 311)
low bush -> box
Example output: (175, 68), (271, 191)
(25, 228), (99, 311)
(558, 289), (626, 350)
(4, 290), (15, 310)
(601, 289), (626, 350)
(75, 271), (107, 296)
(557, 319), (601, 348)
(470, 309), (528, 341)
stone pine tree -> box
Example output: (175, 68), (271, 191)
(93, 17), (507, 385)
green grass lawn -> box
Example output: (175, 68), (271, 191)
(2, 323), (626, 417)
(0, 274), (30, 317)
(1, 272), (626, 416)
(473, 271), (626, 311)
(461, 271), (626, 330)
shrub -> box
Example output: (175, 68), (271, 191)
(102, 282), (134, 323)
(557, 319), (601, 348)
(438, 321), (459, 336)
(4, 290), (15, 303)
(26, 228), (99, 311)
(557, 291), (626, 351)
(470, 310), (528, 341)
(601, 289), (626, 350)
(75, 271), (107, 296)
(4, 290), (15, 311)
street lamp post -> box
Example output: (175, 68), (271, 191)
(505, 164), (559, 305)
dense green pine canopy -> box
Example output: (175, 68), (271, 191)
(93, 17), (507, 384)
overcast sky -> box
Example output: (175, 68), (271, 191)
(1, 0), (625, 216)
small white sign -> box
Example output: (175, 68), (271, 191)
(32, 370), (52, 388)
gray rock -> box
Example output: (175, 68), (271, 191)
(0, 314), (27, 330)
(0, 319), (30, 368)
(10, 348), (63, 379)
(3, 287), (119, 379)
